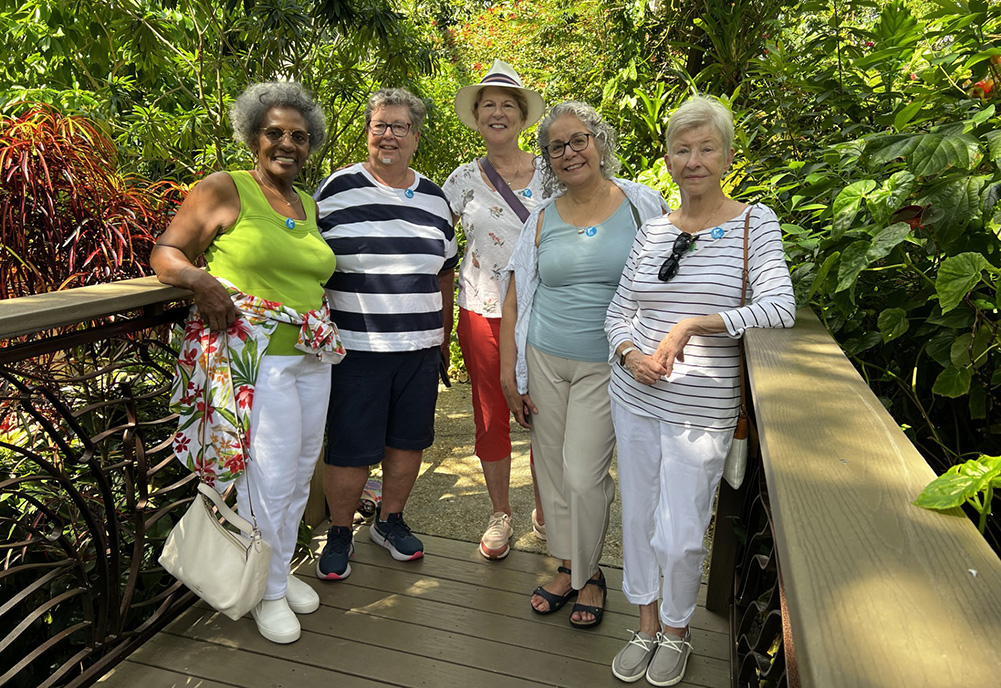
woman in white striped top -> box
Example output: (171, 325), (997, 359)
(605, 96), (795, 686)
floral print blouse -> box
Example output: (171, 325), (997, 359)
(443, 159), (544, 316)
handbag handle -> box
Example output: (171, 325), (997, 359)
(197, 482), (258, 536)
(480, 157), (531, 223)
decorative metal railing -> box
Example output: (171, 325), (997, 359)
(0, 279), (195, 688)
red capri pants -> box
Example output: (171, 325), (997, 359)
(457, 307), (511, 462)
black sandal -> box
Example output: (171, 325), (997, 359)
(530, 566), (578, 615)
(569, 569), (607, 629)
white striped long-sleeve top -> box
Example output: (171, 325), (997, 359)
(604, 203), (796, 431)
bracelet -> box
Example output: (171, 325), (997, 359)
(619, 346), (639, 367)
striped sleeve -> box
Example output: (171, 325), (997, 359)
(718, 205), (796, 337)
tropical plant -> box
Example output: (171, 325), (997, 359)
(0, 103), (180, 298)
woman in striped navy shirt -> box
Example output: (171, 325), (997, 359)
(606, 96), (795, 686)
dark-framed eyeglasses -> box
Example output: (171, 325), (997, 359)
(369, 120), (412, 137)
(658, 233), (695, 282)
(543, 132), (592, 159)
(260, 127), (310, 146)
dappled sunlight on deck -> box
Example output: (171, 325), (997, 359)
(99, 533), (730, 688)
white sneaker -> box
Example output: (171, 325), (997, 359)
(251, 598), (300, 644)
(285, 575), (320, 614)
(478, 512), (513, 560)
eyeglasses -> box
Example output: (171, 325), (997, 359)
(543, 132), (592, 159)
(369, 121), (412, 137)
(658, 233), (694, 282)
(260, 127), (310, 146)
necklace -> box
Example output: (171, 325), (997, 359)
(566, 183), (608, 237)
(255, 172), (302, 210)
(677, 198), (726, 236)
(486, 157), (525, 187)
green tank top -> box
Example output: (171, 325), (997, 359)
(204, 170), (336, 355)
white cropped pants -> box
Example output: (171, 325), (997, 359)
(612, 398), (731, 627)
(236, 354), (331, 600)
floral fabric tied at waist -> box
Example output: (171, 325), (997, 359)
(170, 278), (345, 490)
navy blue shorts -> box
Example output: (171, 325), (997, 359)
(323, 347), (440, 467)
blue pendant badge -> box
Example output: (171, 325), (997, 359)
(584, 226), (597, 237)
(710, 226), (725, 240)
(523, 189), (533, 198)
(404, 189), (414, 199)
(285, 217), (296, 230)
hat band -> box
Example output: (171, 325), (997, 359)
(480, 74), (521, 88)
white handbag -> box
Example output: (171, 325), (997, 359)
(723, 210), (752, 490)
(159, 482), (270, 620)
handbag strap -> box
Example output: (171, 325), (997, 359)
(480, 157), (531, 223)
(197, 482), (258, 535)
(736, 208), (752, 416)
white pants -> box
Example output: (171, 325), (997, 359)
(527, 345), (616, 591)
(612, 398), (731, 627)
(236, 354), (331, 600)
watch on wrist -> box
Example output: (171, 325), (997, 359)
(619, 346), (639, 367)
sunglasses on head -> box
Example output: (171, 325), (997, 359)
(658, 233), (694, 282)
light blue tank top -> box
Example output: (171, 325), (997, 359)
(528, 198), (637, 362)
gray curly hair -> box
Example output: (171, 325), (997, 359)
(365, 88), (427, 132)
(536, 101), (620, 196)
(230, 81), (327, 154)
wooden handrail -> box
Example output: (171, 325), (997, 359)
(745, 308), (1001, 686)
(0, 276), (191, 339)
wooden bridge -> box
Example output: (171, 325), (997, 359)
(3, 277), (1001, 688)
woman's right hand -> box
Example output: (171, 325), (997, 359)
(623, 350), (669, 386)
(501, 376), (538, 428)
(189, 270), (239, 331)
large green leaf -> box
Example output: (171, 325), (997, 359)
(877, 307), (909, 342)
(932, 365), (971, 397)
(915, 455), (1001, 510)
(869, 133), (981, 176)
(866, 172), (916, 225)
(949, 332), (972, 366)
(936, 252), (989, 313)
(867, 222), (911, 261)
(832, 180), (876, 239)
(985, 130), (1001, 165)
(836, 240), (872, 293)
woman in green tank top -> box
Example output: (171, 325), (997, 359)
(151, 82), (335, 646)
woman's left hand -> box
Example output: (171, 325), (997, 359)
(653, 320), (695, 379)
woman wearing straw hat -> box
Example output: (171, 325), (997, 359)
(443, 60), (548, 560)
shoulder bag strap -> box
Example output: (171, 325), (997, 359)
(480, 157), (531, 224)
(736, 207), (752, 418)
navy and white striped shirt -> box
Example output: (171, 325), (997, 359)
(315, 163), (458, 352)
(605, 204), (795, 430)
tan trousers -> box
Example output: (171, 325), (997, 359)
(526, 345), (616, 590)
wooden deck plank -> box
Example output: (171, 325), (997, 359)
(101, 531), (729, 688)
(97, 660), (237, 687)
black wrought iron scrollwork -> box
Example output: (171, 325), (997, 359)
(731, 469), (788, 688)
(0, 313), (195, 688)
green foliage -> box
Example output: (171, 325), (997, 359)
(915, 454), (1000, 533)
(735, 0), (1001, 472)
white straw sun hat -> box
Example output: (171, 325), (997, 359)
(454, 59), (545, 130)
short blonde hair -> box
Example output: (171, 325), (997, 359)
(665, 96), (734, 153)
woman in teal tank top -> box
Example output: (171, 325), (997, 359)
(500, 102), (668, 631)
(151, 82), (335, 646)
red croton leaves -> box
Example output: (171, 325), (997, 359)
(0, 103), (182, 299)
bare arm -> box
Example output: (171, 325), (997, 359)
(438, 267), (455, 360)
(499, 276), (537, 428)
(150, 172), (241, 331)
